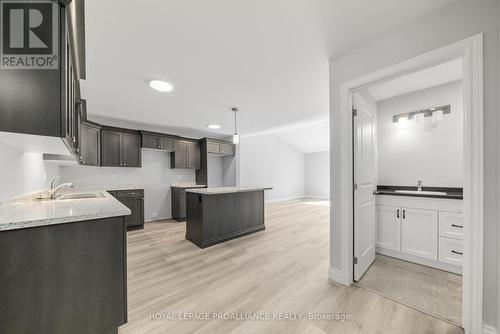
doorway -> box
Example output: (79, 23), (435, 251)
(336, 34), (483, 333)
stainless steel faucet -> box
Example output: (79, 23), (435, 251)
(49, 176), (62, 190)
(48, 183), (76, 199)
(417, 180), (423, 192)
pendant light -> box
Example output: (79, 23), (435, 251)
(232, 107), (240, 145)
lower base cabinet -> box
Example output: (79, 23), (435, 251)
(109, 189), (144, 230)
(375, 196), (463, 273)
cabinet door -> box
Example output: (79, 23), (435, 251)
(121, 133), (142, 167)
(158, 137), (175, 150)
(188, 142), (201, 169)
(207, 141), (220, 154)
(118, 198), (143, 227)
(375, 206), (401, 252)
(79, 123), (100, 166)
(142, 135), (158, 149)
(172, 141), (188, 168)
(101, 130), (122, 167)
(220, 143), (235, 155)
(401, 208), (438, 260)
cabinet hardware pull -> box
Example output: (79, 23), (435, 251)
(451, 224), (463, 228)
(397, 209), (400, 218)
(451, 250), (463, 255)
(402, 210), (406, 219)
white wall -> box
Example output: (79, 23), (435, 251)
(239, 134), (305, 202)
(59, 150), (196, 221)
(305, 151), (330, 199)
(377, 81), (463, 187)
(0, 144), (59, 201)
(329, 0), (498, 327)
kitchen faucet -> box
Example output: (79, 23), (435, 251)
(49, 176), (63, 190)
(417, 180), (422, 192)
(48, 183), (76, 200)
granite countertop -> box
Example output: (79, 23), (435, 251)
(0, 191), (131, 232)
(186, 186), (272, 195)
(374, 185), (463, 200)
(171, 183), (207, 189)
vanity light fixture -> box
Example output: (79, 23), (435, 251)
(232, 107), (240, 145)
(207, 124), (221, 129)
(149, 80), (173, 92)
(393, 105), (450, 123)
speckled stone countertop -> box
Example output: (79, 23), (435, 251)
(0, 191), (131, 231)
(186, 187), (272, 195)
(171, 183), (207, 188)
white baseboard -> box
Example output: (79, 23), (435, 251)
(483, 324), (498, 334)
(145, 216), (171, 223)
(265, 196), (305, 203)
(304, 195), (330, 200)
(328, 266), (347, 285)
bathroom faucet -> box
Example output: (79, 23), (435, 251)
(417, 180), (422, 192)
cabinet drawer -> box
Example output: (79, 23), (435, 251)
(438, 237), (463, 266)
(115, 190), (144, 198)
(439, 211), (464, 240)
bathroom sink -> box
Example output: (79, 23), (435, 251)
(56, 192), (106, 200)
(395, 190), (447, 196)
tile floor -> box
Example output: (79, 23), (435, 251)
(356, 255), (462, 326)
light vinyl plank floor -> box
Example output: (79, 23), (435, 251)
(120, 199), (463, 334)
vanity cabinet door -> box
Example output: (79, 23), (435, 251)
(401, 208), (438, 260)
(375, 205), (401, 252)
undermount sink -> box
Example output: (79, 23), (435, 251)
(56, 192), (106, 200)
(395, 190), (447, 196)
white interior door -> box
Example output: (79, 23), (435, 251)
(353, 92), (377, 281)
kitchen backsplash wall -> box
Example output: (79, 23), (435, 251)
(59, 149), (195, 221)
(0, 144), (60, 201)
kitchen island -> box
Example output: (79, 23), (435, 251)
(185, 187), (271, 248)
(0, 191), (130, 334)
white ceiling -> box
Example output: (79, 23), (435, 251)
(367, 58), (463, 101)
(83, 0), (456, 137)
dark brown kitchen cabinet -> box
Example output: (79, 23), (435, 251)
(171, 140), (200, 169)
(101, 127), (142, 167)
(78, 120), (100, 166)
(171, 186), (206, 221)
(0, 3), (85, 143)
(206, 139), (235, 156)
(109, 189), (144, 230)
(140, 131), (175, 151)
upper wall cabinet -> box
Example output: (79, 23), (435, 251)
(0, 2), (85, 150)
(171, 140), (200, 169)
(140, 131), (175, 151)
(101, 127), (142, 168)
(77, 103), (101, 167)
(206, 139), (235, 156)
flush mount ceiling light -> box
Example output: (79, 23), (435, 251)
(149, 80), (173, 92)
(207, 124), (221, 129)
(393, 104), (451, 123)
(232, 107), (240, 145)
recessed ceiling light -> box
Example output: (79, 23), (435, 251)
(307, 139), (313, 144)
(149, 80), (173, 92)
(207, 124), (221, 129)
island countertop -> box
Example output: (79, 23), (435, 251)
(0, 191), (131, 231)
(185, 186), (272, 195)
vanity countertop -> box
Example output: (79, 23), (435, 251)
(0, 191), (131, 232)
(186, 186), (272, 195)
(374, 185), (463, 200)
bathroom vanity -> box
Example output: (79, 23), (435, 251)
(374, 186), (463, 274)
